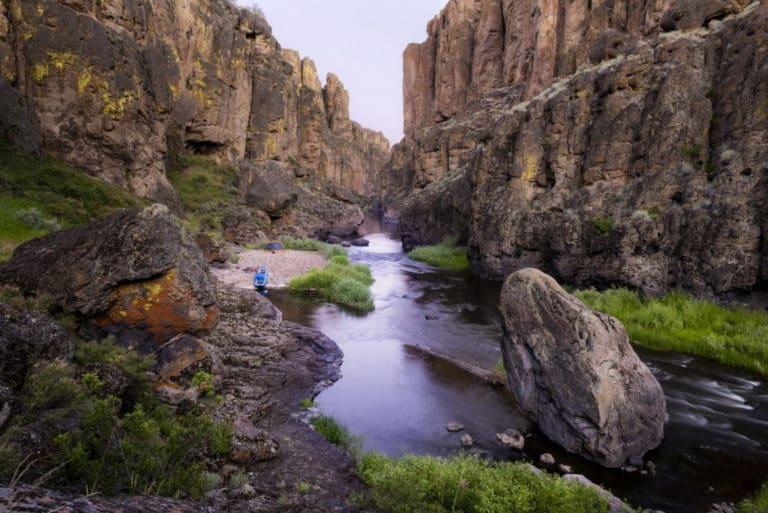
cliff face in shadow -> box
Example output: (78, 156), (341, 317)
(389, 0), (768, 297)
(0, 0), (389, 207)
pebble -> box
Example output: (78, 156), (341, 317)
(539, 453), (556, 466)
(558, 464), (573, 474)
(496, 429), (525, 450)
(446, 422), (465, 432)
(461, 434), (474, 447)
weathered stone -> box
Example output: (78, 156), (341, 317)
(222, 207), (270, 246)
(496, 429), (524, 450)
(446, 422), (465, 432)
(195, 233), (228, 264)
(0, 205), (219, 344)
(460, 434), (474, 447)
(242, 160), (298, 216)
(563, 474), (634, 513)
(351, 238), (370, 247)
(80, 363), (130, 398)
(0, 303), (74, 393)
(154, 334), (224, 391)
(499, 269), (666, 468)
(539, 453), (556, 466)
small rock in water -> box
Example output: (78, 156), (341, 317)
(325, 235), (342, 245)
(446, 422), (465, 432)
(539, 453), (556, 466)
(558, 464), (573, 474)
(425, 314), (441, 320)
(351, 238), (370, 247)
(461, 434), (474, 447)
(341, 241), (351, 248)
(496, 429), (525, 450)
(621, 465), (639, 473)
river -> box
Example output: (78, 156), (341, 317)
(269, 218), (768, 513)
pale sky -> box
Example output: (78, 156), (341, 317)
(235, 0), (447, 144)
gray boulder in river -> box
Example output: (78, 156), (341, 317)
(499, 268), (666, 468)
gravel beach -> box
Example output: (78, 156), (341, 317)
(211, 249), (327, 289)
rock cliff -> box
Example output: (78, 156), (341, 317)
(0, 0), (389, 207)
(391, 0), (768, 297)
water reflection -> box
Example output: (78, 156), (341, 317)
(270, 221), (768, 513)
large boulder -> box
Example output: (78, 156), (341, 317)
(499, 268), (666, 467)
(241, 160), (298, 216)
(0, 205), (218, 345)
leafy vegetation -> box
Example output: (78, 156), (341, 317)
(289, 254), (374, 311)
(298, 398), (315, 408)
(575, 288), (768, 375)
(590, 216), (615, 234)
(167, 155), (241, 236)
(408, 243), (470, 271)
(0, 339), (231, 498)
(358, 453), (614, 513)
(0, 142), (141, 260)
(310, 415), (363, 460)
(739, 482), (768, 513)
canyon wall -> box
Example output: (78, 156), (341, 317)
(391, 0), (768, 297)
(0, 0), (389, 206)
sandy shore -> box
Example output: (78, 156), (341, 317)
(211, 249), (327, 289)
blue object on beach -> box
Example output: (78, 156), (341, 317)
(253, 266), (268, 289)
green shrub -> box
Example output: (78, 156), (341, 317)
(590, 216), (615, 234)
(739, 482), (768, 513)
(310, 415), (363, 459)
(408, 244), (470, 271)
(192, 371), (215, 396)
(298, 398), (315, 408)
(358, 453), (613, 513)
(289, 258), (374, 311)
(682, 142), (704, 163)
(575, 289), (768, 375)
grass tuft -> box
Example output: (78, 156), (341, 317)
(310, 415), (363, 459)
(282, 237), (348, 259)
(739, 482), (768, 513)
(590, 216), (615, 234)
(575, 288), (768, 375)
(358, 453), (614, 513)
(288, 257), (374, 312)
(408, 244), (470, 271)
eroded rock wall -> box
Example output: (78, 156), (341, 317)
(393, 1), (768, 297)
(0, 0), (389, 205)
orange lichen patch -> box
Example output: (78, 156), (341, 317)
(98, 269), (219, 343)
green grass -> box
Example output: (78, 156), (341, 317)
(575, 288), (768, 376)
(739, 482), (768, 513)
(0, 142), (142, 260)
(358, 453), (615, 513)
(288, 255), (374, 311)
(167, 155), (240, 234)
(282, 237), (348, 258)
(309, 415), (363, 459)
(590, 216), (615, 234)
(408, 244), (470, 271)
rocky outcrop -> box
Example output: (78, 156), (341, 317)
(392, 1), (768, 297)
(0, 0), (389, 206)
(0, 204), (218, 346)
(499, 268), (666, 468)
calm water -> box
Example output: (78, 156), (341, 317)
(270, 218), (768, 513)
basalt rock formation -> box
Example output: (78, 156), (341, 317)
(0, 0), (389, 211)
(0, 204), (218, 348)
(389, 0), (768, 297)
(500, 268), (666, 467)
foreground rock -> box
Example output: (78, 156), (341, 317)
(0, 205), (218, 347)
(499, 268), (666, 467)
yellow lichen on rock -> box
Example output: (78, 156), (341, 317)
(521, 154), (538, 182)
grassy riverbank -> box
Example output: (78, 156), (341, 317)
(575, 288), (768, 376)
(739, 482), (768, 513)
(408, 243), (470, 271)
(309, 414), (616, 513)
